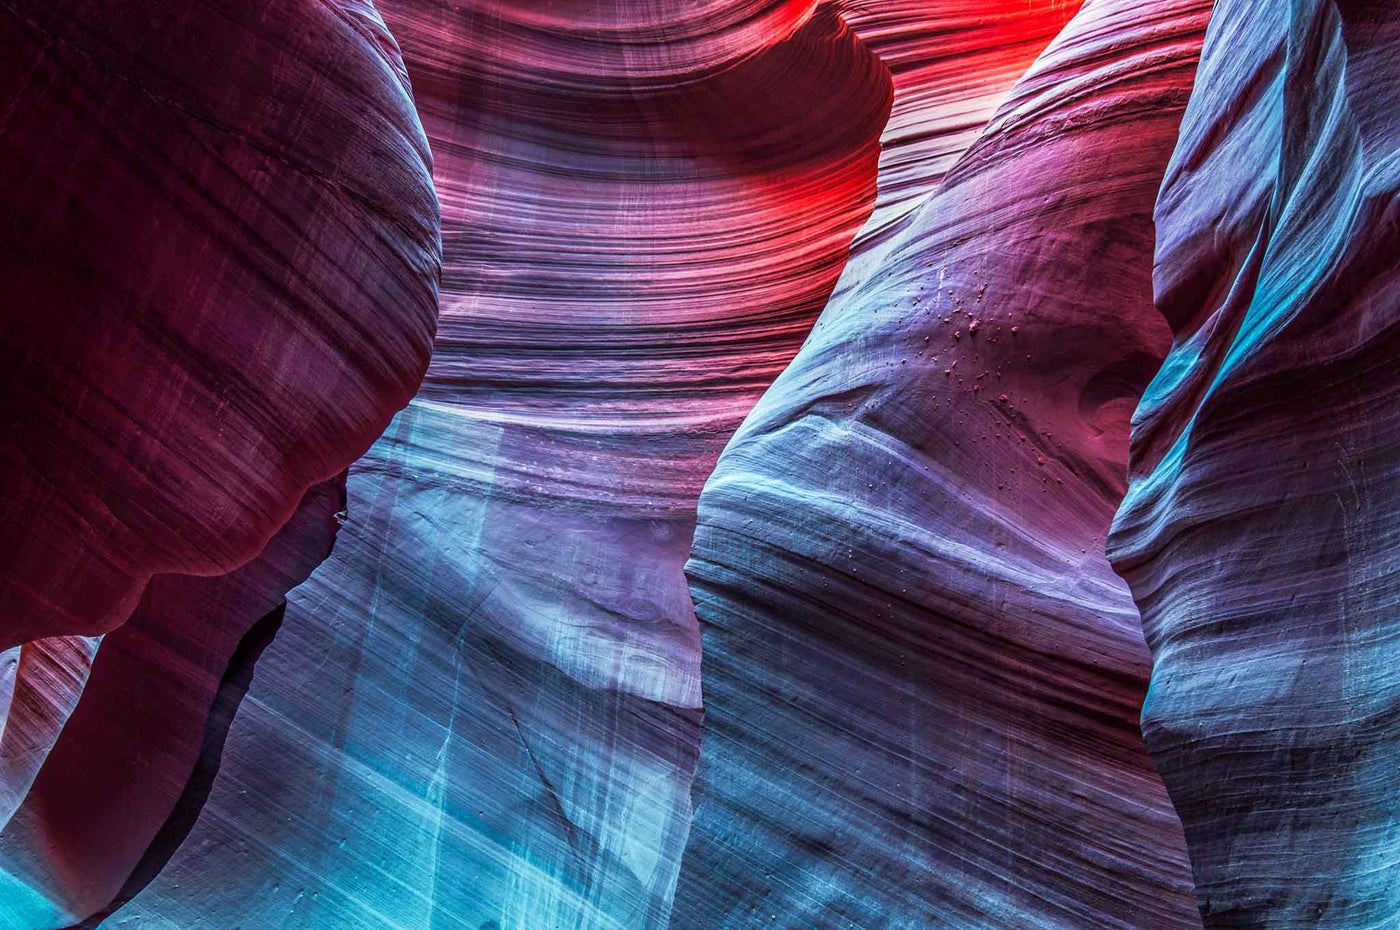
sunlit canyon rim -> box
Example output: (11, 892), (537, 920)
(1, 0), (1397, 928)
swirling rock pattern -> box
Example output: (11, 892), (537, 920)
(678, 0), (1211, 926)
(20, 0), (1398, 926)
(0, 0), (438, 924)
(839, 0), (1078, 268)
(41, 0), (1101, 924)
(90, 3), (893, 928)
(1108, 1), (1400, 925)
(0, 0), (440, 650)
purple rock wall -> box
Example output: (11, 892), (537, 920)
(0, 0), (439, 925)
(677, 0), (1210, 925)
(5, 0), (1400, 927)
(0, 0), (440, 651)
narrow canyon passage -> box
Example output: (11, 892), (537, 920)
(4, 1), (1397, 928)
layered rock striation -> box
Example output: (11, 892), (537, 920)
(89, 3), (892, 927)
(1109, 1), (1400, 925)
(14, 0), (1394, 927)
(678, 0), (1213, 925)
(62, 0), (1089, 925)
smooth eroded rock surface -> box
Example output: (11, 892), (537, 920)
(0, 0), (439, 924)
(0, 637), (100, 832)
(20, 0), (1397, 927)
(1108, 1), (1400, 925)
(679, 0), (1212, 925)
(0, 476), (347, 928)
(66, 1), (1087, 926)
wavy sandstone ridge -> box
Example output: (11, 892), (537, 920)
(679, 0), (1212, 925)
(50, 0), (1096, 925)
(0, 476), (348, 928)
(18, 0), (1394, 927)
(0, 638), (100, 831)
(1108, 1), (1400, 925)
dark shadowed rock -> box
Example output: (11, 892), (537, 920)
(0, 0), (440, 650)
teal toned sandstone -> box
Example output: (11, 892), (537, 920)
(1110, 1), (1400, 925)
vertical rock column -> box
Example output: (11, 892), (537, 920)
(678, 0), (1212, 926)
(1109, 1), (1400, 925)
(0, 0), (441, 924)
